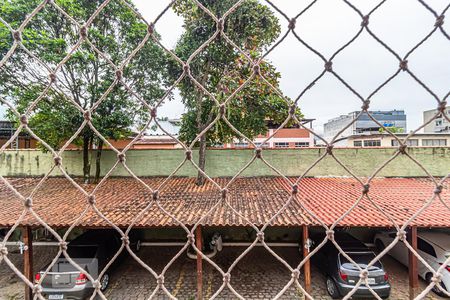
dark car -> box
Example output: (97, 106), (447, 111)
(311, 231), (391, 299)
(36, 229), (141, 300)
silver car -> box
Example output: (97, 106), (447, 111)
(36, 230), (140, 300)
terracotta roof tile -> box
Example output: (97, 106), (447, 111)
(0, 177), (448, 228)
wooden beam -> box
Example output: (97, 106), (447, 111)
(408, 226), (419, 289)
(196, 226), (203, 300)
(22, 226), (33, 300)
(302, 225), (311, 293)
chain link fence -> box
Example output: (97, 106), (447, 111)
(0, 0), (449, 299)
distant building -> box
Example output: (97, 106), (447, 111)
(323, 110), (407, 144)
(0, 119), (183, 150)
(133, 119), (183, 149)
(343, 133), (449, 147)
(423, 106), (450, 133)
(225, 119), (315, 149)
(1, 117), (317, 150)
(0, 121), (36, 149)
(108, 119), (183, 149)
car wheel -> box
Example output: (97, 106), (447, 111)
(426, 273), (447, 297)
(375, 239), (385, 253)
(100, 273), (110, 292)
(135, 239), (141, 252)
(326, 277), (340, 299)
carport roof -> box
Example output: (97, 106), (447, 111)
(0, 177), (448, 228)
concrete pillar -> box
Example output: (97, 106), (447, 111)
(408, 226), (419, 289)
(302, 225), (311, 293)
(22, 226), (33, 300)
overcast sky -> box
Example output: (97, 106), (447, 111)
(132, 0), (450, 133)
(1, 0), (448, 133)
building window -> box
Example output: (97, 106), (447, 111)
(234, 142), (248, 148)
(295, 142), (310, 148)
(274, 142), (289, 148)
(391, 139), (418, 147)
(353, 141), (362, 147)
(363, 140), (381, 147)
(422, 139), (447, 146)
(254, 142), (269, 148)
(24, 139), (31, 149)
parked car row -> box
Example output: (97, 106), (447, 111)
(310, 230), (450, 299)
(30, 229), (449, 299)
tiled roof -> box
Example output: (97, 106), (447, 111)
(0, 177), (448, 228)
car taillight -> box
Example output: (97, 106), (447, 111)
(384, 273), (389, 282)
(339, 271), (348, 281)
(34, 272), (41, 283)
(439, 263), (450, 272)
(75, 273), (87, 285)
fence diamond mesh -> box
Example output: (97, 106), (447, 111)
(0, 0), (449, 299)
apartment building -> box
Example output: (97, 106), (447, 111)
(323, 110), (407, 143)
(423, 106), (450, 133)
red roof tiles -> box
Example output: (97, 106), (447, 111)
(0, 177), (448, 228)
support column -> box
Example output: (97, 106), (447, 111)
(22, 226), (33, 300)
(408, 226), (419, 289)
(302, 225), (311, 293)
(196, 226), (203, 300)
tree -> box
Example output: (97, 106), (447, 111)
(172, 0), (301, 185)
(0, 0), (169, 182)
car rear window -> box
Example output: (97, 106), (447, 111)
(340, 253), (382, 270)
(67, 245), (98, 258)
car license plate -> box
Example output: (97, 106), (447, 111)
(49, 295), (64, 300)
(53, 274), (70, 285)
(367, 278), (376, 285)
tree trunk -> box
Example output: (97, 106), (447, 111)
(94, 139), (103, 183)
(82, 132), (91, 183)
(196, 133), (207, 186)
(194, 59), (211, 187)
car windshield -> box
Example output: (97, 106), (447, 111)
(340, 253), (382, 270)
(66, 245), (98, 258)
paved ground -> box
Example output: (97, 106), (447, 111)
(0, 246), (447, 299)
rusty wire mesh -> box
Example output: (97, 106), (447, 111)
(0, 0), (449, 299)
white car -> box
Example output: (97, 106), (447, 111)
(374, 231), (450, 297)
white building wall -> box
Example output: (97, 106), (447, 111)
(423, 106), (450, 133)
(323, 114), (355, 142)
(346, 134), (450, 147)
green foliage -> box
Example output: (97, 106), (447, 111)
(0, 0), (169, 152)
(171, 0), (301, 146)
(378, 126), (404, 133)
